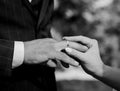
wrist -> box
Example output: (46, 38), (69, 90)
(23, 40), (37, 64)
(87, 59), (104, 77)
(93, 63), (105, 77)
(23, 41), (31, 63)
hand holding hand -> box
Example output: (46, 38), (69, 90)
(64, 36), (104, 77)
(23, 38), (82, 67)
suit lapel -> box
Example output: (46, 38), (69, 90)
(22, 0), (53, 34)
(37, 0), (49, 30)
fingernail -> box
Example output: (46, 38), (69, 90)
(74, 61), (79, 66)
(63, 37), (68, 40)
(84, 46), (89, 50)
(65, 47), (72, 53)
(62, 37), (65, 40)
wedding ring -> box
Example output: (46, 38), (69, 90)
(66, 40), (69, 47)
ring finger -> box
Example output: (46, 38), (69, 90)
(68, 41), (88, 52)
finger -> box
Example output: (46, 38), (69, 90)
(55, 40), (88, 52)
(68, 41), (88, 52)
(54, 41), (67, 51)
(55, 52), (79, 67)
(47, 60), (57, 68)
(65, 47), (85, 62)
(64, 36), (93, 47)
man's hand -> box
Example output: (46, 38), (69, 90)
(64, 36), (104, 77)
(23, 38), (86, 67)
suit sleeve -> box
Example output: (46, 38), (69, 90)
(0, 39), (14, 77)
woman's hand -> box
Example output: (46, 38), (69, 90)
(64, 36), (104, 77)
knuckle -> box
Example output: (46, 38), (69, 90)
(51, 39), (57, 43)
(79, 36), (83, 39)
(78, 44), (83, 48)
(92, 39), (98, 43)
(80, 35), (83, 38)
(47, 38), (57, 43)
(56, 52), (64, 59)
(61, 54), (69, 61)
(80, 35), (88, 39)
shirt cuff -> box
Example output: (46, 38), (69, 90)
(12, 41), (24, 69)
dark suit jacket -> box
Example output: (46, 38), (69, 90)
(0, 0), (56, 91)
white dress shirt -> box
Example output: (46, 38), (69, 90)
(12, 42), (24, 68)
(12, 0), (32, 68)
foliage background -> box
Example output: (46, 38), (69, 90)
(52, 0), (120, 91)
